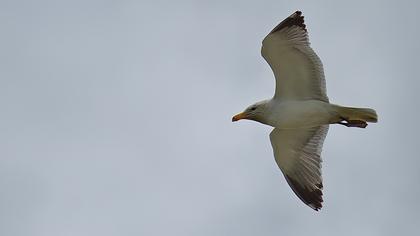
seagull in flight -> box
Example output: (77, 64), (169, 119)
(232, 11), (378, 211)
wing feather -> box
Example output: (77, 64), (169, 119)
(269, 125), (329, 210)
(261, 11), (328, 102)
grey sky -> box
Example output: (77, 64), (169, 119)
(1, 0), (419, 235)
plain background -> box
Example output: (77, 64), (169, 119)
(1, 0), (419, 235)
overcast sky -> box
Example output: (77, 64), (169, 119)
(1, 0), (419, 235)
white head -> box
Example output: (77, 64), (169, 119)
(232, 100), (270, 124)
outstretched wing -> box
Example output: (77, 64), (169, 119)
(261, 11), (328, 102)
(269, 125), (329, 210)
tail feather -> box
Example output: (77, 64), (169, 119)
(335, 106), (378, 123)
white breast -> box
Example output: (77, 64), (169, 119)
(266, 99), (335, 129)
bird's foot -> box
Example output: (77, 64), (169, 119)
(337, 119), (367, 128)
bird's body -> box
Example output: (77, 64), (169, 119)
(232, 11), (377, 211)
(249, 99), (336, 129)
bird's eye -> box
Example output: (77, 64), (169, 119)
(250, 107), (256, 111)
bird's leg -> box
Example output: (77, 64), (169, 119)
(337, 117), (367, 128)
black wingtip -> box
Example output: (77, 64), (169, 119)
(284, 174), (323, 211)
(270, 10), (307, 34)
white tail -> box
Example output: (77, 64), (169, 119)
(337, 106), (378, 122)
(333, 105), (378, 128)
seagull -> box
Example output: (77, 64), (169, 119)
(232, 11), (378, 211)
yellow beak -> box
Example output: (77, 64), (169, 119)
(232, 112), (247, 122)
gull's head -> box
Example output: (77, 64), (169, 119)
(232, 100), (269, 123)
